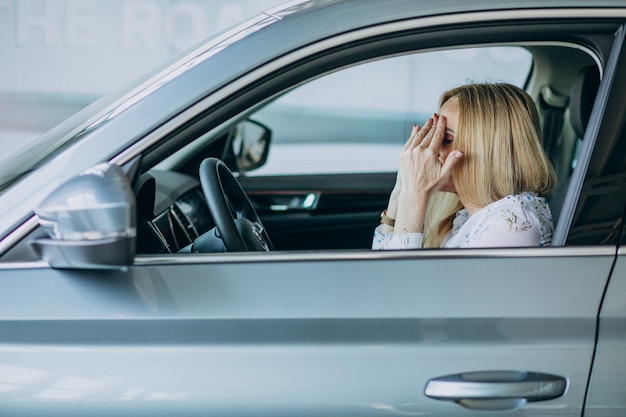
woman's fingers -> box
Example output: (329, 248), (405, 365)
(438, 150), (463, 185)
(415, 117), (434, 146)
(403, 124), (421, 150)
(399, 114), (449, 187)
(423, 114), (446, 149)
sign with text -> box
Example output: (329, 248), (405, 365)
(0, 0), (283, 94)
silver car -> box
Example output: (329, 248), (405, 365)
(1, 0), (626, 415)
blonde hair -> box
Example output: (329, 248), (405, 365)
(423, 83), (556, 247)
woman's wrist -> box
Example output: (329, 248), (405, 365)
(386, 185), (401, 219)
(394, 188), (429, 233)
(382, 183), (431, 234)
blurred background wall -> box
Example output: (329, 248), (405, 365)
(0, 0), (285, 144)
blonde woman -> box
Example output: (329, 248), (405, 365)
(373, 83), (556, 249)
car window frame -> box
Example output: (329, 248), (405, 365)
(559, 22), (626, 246)
(126, 20), (622, 252)
(2, 12), (620, 263)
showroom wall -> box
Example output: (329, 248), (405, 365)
(0, 0), (284, 146)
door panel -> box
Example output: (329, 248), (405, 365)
(584, 249), (626, 417)
(0, 247), (612, 416)
(240, 173), (395, 250)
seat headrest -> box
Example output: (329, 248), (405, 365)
(569, 66), (600, 138)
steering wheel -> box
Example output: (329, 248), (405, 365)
(198, 157), (273, 252)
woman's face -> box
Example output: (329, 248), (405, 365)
(438, 96), (460, 194)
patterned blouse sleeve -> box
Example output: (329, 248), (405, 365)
(372, 224), (423, 250)
(459, 204), (541, 248)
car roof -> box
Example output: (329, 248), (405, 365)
(270, 0), (626, 23)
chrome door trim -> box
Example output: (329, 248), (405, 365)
(0, 246), (615, 270)
(0, 261), (49, 270)
(131, 246), (616, 267)
(2, 8), (624, 257)
(0, 245), (615, 271)
(0, 215), (39, 257)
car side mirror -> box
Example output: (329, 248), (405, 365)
(230, 119), (271, 172)
(31, 163), (136, 269)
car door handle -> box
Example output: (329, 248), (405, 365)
(424, 371), (567, 411)
(248, 192), (319, 212)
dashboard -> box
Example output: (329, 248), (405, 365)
(136, 170), (214, 254)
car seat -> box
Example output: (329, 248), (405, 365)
(545, 65), (601, 223)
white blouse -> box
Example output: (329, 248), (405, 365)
(372, 192), (553, 249)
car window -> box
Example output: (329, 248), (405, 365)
(248, 46), (532, 176)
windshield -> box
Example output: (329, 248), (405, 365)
(0, 10), (280, 192)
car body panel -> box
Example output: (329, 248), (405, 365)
(0, 247), (614, 415)
(585, 248), (626, 417)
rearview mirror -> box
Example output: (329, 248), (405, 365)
(230, 119), (271, 172)
(32, 163), (136, 269)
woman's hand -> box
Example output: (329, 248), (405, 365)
(391, 114), (463, 234)
(400, 114), (462, 197)
(381, 125), (423, 232)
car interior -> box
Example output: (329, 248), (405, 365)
(127, 42), (601, 255)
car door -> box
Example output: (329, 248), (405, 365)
(3, 35), (623, 416)
(1, 245), (613, 415)
(120, 19), (623, 416)
(241, 172), (395, 250)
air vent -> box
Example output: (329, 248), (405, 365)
(171, 203), (198, 241)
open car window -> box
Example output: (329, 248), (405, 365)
(248, 46), (533, 176)
(143, 42), (600, 253)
